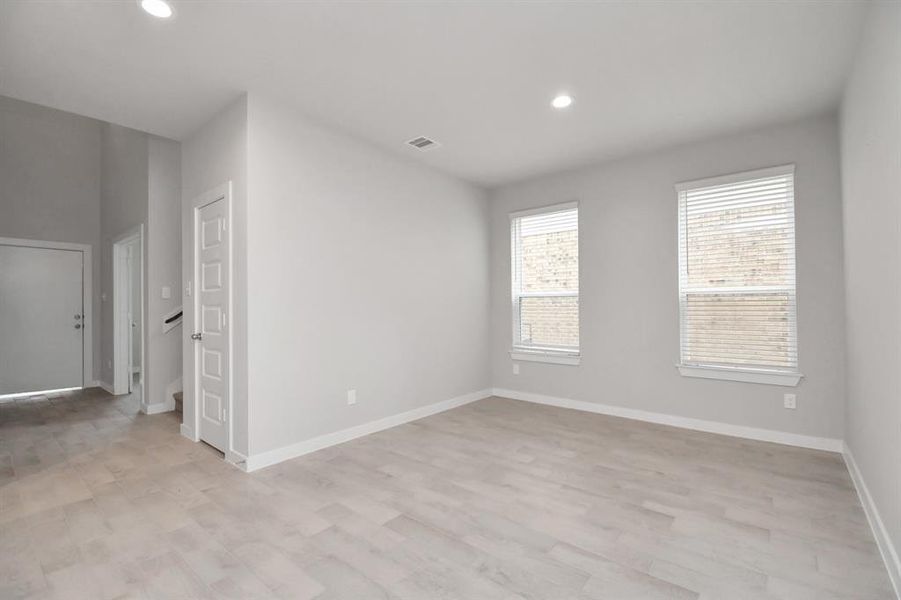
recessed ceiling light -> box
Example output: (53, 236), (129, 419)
(140, 0), (172, 18)
(551, 94), (573, 109)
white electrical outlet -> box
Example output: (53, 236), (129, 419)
(784, 393), (797, 409)
(513, 363), (520, 375)
(347, 389), (357, 405)
(161, 286), (171, 299)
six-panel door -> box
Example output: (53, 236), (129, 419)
(196, 198), (229, 452)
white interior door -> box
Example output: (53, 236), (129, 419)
(0, 244), (83, 395)
(194, 197), (229, 452)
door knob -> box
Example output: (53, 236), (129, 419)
(191, 333), (202, 341)
(74, 324), (82, 329)
(74, 314), (82, 320)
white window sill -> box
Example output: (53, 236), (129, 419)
(677, 364), (802, 387)
(511, 351), (580, 366)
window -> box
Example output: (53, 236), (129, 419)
(510, 203), (579, 364)
(677, 165), (800, 386)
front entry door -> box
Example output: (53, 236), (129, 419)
(0, 244), (83, 395)
(194, 196), (229, 452)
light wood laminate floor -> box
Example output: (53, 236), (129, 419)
(0, 388), (894, 599)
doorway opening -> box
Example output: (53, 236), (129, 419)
(112, 226), (144, 405)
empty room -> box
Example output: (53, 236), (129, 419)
(0, 0), (898, 598)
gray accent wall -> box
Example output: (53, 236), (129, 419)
(99, 123), (149, 387)
(99, 124), (182, 409)
(0, 96), (103, 383)
(489, 114), (847, 440)
(148, 136), (183, 409)
(0, 95), (181, 409)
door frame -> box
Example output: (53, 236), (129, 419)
(112, 225), (145, 399)
(0, 236), (93, 391)
(187, 182), (234, 461)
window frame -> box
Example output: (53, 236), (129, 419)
(675, 165), (802, 387)
(509, 201), (581, 366)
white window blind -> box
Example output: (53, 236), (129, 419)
(511, 203), (579, 356)
(677, 165), (798, 374)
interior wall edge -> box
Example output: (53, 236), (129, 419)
(843, 444), (901, 599)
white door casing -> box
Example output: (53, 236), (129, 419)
(112, 226), (144, 400)
(193, 187), (231, 453)
(0, 241), (87, 396)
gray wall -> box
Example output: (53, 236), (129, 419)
(245, 94), (490, 455)
(0, 95), (103, 382)
(99, 123), (148, 387)
(0, 98), (181, 406)
(840, 0), (901, 579)
(147, 136), (182, 407)
(490, 114), (846, 440)
(181, 95), (249, 456)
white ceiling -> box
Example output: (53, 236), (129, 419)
(0, 1), (867, 186)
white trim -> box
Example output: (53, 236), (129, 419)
(674, 163), (795, 192)
(492, 388), (842, 452)
(843, 446), (901, 598)
(510, 202), (581, 357)
(141, 376), (182, 415)
(675, 165), (799, 377)
(0, 386), (82, 403)
(94, 380), (115, 395)
(677, 364), (802, 387)
(189, 182), (235, 459)
(180, 423), (198, 442)
(242, 389), (493, 472)
(112, 225), (145, 398)
(0, 236), (93, 391)
(509, 200), (578, 220)
(226, 449), (248, 469)
(143, 400), (175, 415)
(0, 236), (92, 253)
(511, 351), (581, 366)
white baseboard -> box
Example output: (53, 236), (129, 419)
(94, 380), (115, 395)
(142, 399), (175, 415)
(141, 376), (182, 415)
(227, 449), (249, 471)
(242, 388), (493, 472)
(180, 423), (198, 442)
(491, 388), (843, 453)
(843, 446), (901, 598)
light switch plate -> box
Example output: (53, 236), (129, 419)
(512, 363), (520, 375)
(347, 389), (357, 405)
(161, 286), (171, 299)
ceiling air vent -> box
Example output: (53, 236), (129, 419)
(406, 136), (440, 151)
